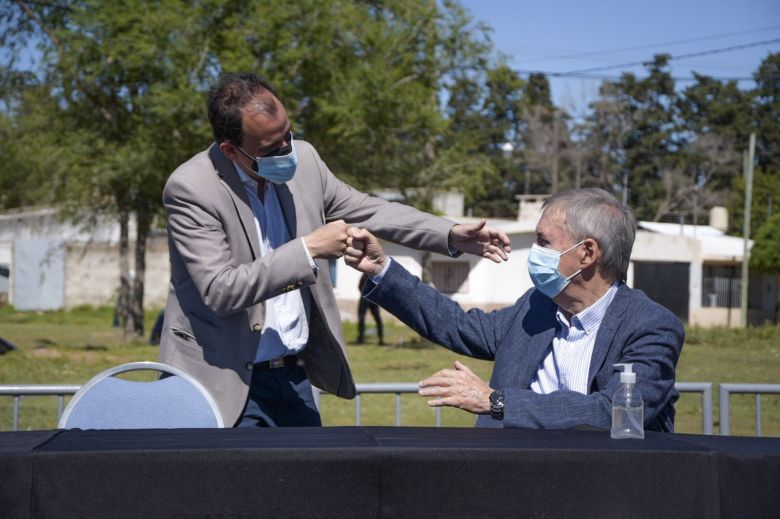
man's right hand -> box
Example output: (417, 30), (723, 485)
(344, 228), (388, 277)
(303, 220), (350, 259)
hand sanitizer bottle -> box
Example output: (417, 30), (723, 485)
(611, 363), (644, 439)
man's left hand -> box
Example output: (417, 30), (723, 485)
(449, 220), (511, 263)
(418, 361), (493, 414)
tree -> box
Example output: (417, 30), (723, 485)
(1, 0), (500, 336)
(3, 0), (215, 338)
(461, 63), (526, 217)
(753, 53), (780, 174)
(750, 213), (780, 274)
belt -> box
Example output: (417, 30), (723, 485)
(254, 355), (302, 371)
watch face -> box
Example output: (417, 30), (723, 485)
(490, 390), (504, 416)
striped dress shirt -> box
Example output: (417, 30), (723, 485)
(529, 283), (619, 395)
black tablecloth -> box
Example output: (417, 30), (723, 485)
(1, 427), (778, 518)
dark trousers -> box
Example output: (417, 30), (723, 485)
(236, 363), (321, 428)
(357, 299), (383, 343)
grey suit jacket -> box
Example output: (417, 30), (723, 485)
(159, 141), (455, 426)
(366, 260), (685, 431)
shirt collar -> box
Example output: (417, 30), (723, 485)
(556, 282), (619, 335)
(234, 162), (255, 186)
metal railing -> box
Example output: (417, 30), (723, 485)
(676, 382), (714, 435)
(719, 383), (780, 436)
(315, 382), (715, 432)
(0, 381), (763, 436)
(0, 385), (80, 431)
(314, 383), (444, 427)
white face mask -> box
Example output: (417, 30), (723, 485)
(527, 240), (584, 299)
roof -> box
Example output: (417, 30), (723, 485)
(639, 221), (751, 261)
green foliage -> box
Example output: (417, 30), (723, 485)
(750, 213), (780, 273)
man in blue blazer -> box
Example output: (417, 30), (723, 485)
(345, 188), (684, 431)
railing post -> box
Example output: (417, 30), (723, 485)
(702, 384), (713, 435)
(755, 394), (762, 437)
(435, 407), (441, 427)
(719, 385), (730, 436)
(12, 395), (20, 432)
(395, 393), (401, 426)
(355, 394), (361, 426)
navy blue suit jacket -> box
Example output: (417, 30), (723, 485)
(365, 260), (685, 432)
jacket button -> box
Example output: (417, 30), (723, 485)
(252, 323), (262, 332)
(245, 362), (253, 370)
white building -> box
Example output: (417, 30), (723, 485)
(0, 207), (169, 310)
(1, 199), (777, 327)
(334, 196), (779, 327)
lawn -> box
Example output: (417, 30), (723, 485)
(0, 305), (778, 435)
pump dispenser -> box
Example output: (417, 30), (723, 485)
(611, 363), (644, 439)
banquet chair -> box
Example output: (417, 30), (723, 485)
(58, 361), (224, 429)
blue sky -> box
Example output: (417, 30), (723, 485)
(458, 0), (780, 115)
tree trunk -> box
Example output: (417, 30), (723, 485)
(117, 206), (131, 340)
(127, 208), (151, 340)
(551, 110), (560, 193)
(575, 156), (582, 189)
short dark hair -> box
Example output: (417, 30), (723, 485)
(207, 73), (278, 145)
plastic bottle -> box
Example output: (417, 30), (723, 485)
(610, 363), (644, 439)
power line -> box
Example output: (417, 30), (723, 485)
(519, 25), (780, 63)
(562, 37), (780, 75)
(514, 70), (755, 82)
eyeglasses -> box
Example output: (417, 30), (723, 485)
(236, 130), (293, 161)
(262, 130), (293, 157)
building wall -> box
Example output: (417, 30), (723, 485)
(63, 237), (170, 309)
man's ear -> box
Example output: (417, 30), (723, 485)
(580, 238), (600, 270)
(219, 141), (239, 162)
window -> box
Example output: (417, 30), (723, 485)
(701, 264), (741, 308)
(430, 261), (470, 294)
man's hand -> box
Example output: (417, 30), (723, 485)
(303, 220), (350, 259)
(344, 227), (388, 277)
(418, 361), (493, 414)
(449, 220), (511, 263)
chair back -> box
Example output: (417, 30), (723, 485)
(58, 361), (224, 429)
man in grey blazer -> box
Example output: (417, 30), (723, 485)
(159, 72), (511, 428)
(345, 188), (685, 431)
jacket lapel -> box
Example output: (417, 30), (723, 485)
(587, 283), (630, 386)
(208, 144), (261, 259)
(514, 292), (559, 387)
(274, 183), (298, 240)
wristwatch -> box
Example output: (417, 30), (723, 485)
(489, 389), (504, 419)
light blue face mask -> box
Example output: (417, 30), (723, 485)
(527, 240), (585, 299)
(235, 134), (298, 184)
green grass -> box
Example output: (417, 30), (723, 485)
(0, 305), (778, 435)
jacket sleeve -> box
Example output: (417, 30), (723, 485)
(501, 308), (684, 430)
(365, 260), (522, 360)
(302, 142), (457, 256)
(164, 173), (317, 316)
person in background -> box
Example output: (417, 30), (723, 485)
(356, 273), (384, 345)
(345, 188), (684, 431)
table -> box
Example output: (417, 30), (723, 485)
(2, 427), (779, 518)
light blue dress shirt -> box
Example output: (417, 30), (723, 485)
(234, 165), (316, 363)
(530, 283), (619, 395)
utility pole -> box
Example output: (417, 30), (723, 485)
(740, 133), (756, 327)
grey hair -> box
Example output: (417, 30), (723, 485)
(542, 188), (637, 281)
